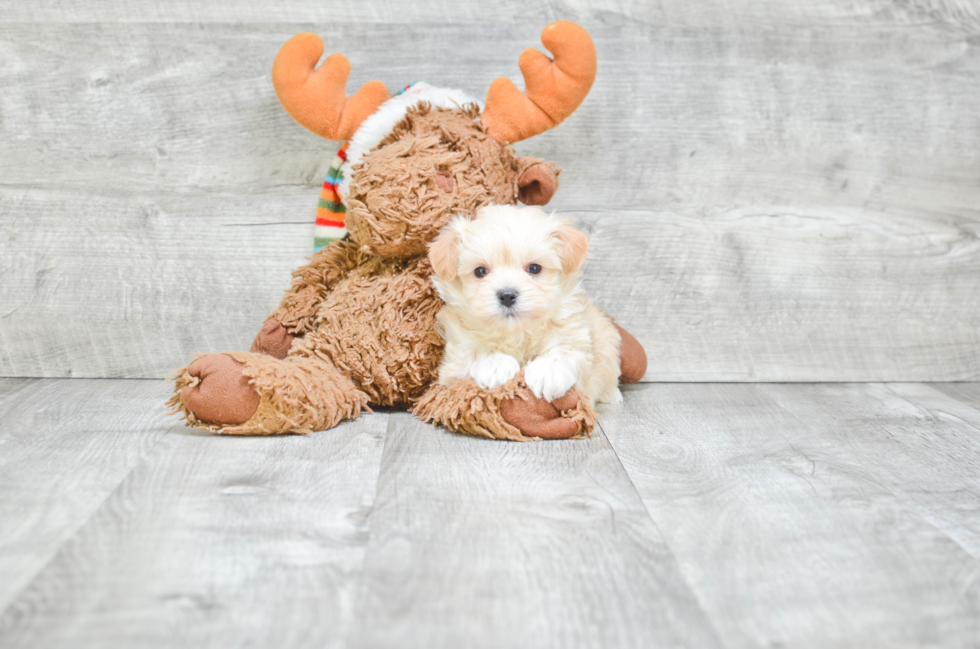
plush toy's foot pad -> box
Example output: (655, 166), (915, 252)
(250, 319), (294, 359)
(500, 389), (580, 439)
(614, 323), (647, 383)
(180, 354), (260, 425)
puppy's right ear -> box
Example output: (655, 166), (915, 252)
(554, 221), (589, 275)
(428, 226), (461, 281)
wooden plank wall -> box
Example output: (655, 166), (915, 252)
(1, 1), (978, 380)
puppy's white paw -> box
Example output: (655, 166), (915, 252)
(470, 353), (521, 389)
(525, 356), (577, 402)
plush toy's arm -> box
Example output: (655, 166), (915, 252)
(412, 371), (596, 441)
(252, 239), (366, 357)
(272, 238), (365, 332)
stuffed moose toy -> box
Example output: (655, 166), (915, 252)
(169, 21), (647, 440)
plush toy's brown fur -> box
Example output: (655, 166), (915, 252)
(168, 22), (647, 441)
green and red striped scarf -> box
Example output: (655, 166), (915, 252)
(313, 142), (349, 253)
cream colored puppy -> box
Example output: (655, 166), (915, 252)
(428, 204), (622, 405)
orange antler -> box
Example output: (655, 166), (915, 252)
(272, 33), (390, 141)
(482, 22), (597, 144)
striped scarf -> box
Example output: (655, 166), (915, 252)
(313, 82), (422, 253)
(313, 142), (349, 253)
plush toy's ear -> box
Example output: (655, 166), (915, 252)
(518, 162), (559, 206)
(554, 221), (589, 275)
(428, 226), (462, 281)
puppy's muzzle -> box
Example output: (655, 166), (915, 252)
(497, 289), (519, 308)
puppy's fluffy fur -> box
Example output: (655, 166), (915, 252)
(428, 205), (622, 405)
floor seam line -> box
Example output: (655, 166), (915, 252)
(339, 410), (394, 649)
(595, 415), (731, 649)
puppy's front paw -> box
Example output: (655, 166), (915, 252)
(470, 353), (521, 389)
(525, 356), (577, 402)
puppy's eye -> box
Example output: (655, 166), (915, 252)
(527, 263), (542, 275)
(474, 267), (488, 278)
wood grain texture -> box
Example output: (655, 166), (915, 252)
(0, 186), (313, 378)
(346, 411), (720, 649)
(5, 0), (980, 31)
(600, 382), (980, 648)
(3, 22), (980, 209)
(0, 379), (171, 611)
(764, 382), (980, 557)
(0, 377), (39, 405)
(0, 401), (389, 649)
(2, 18), (979, 380)
(3, 190), (976, 380)
(930, 382), (980, 411)
(575, 207), (980, 382)
(2, 380), (980, 646)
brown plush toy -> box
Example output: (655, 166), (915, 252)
(168, 21), (647, 441)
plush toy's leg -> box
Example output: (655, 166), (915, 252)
(412, 373), (596, 442)
(168, 351), (369, 435)
(614, 323), (647, 383)
(250, 319), (295, 359)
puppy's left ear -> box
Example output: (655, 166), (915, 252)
(428, 226), (461, 281)
(554, 222), (589, 274)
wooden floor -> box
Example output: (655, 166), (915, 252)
(0, 379), (977, 648)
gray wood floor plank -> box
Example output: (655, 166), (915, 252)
(0, 406), (389, 649)
(0, 378), (40, 404)
(3, 381), (979, 646)
(772, 382), (980, 557)
(2, 21), (979, 381)
(0, 379), (172, 611)
(885, 383), (980, 441)
(930, 382), (980, 412)
(600, 383), (980, 649)
(346, 411), (720, 649)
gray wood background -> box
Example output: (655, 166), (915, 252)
(2, 1), (979, 380)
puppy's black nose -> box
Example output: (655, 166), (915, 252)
(497, 289), (519, 308)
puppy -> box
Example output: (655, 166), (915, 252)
(428, 204), (623, 405)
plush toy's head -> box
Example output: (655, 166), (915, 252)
(271, 22), (596, 259)
(345, 100), (538, 258)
